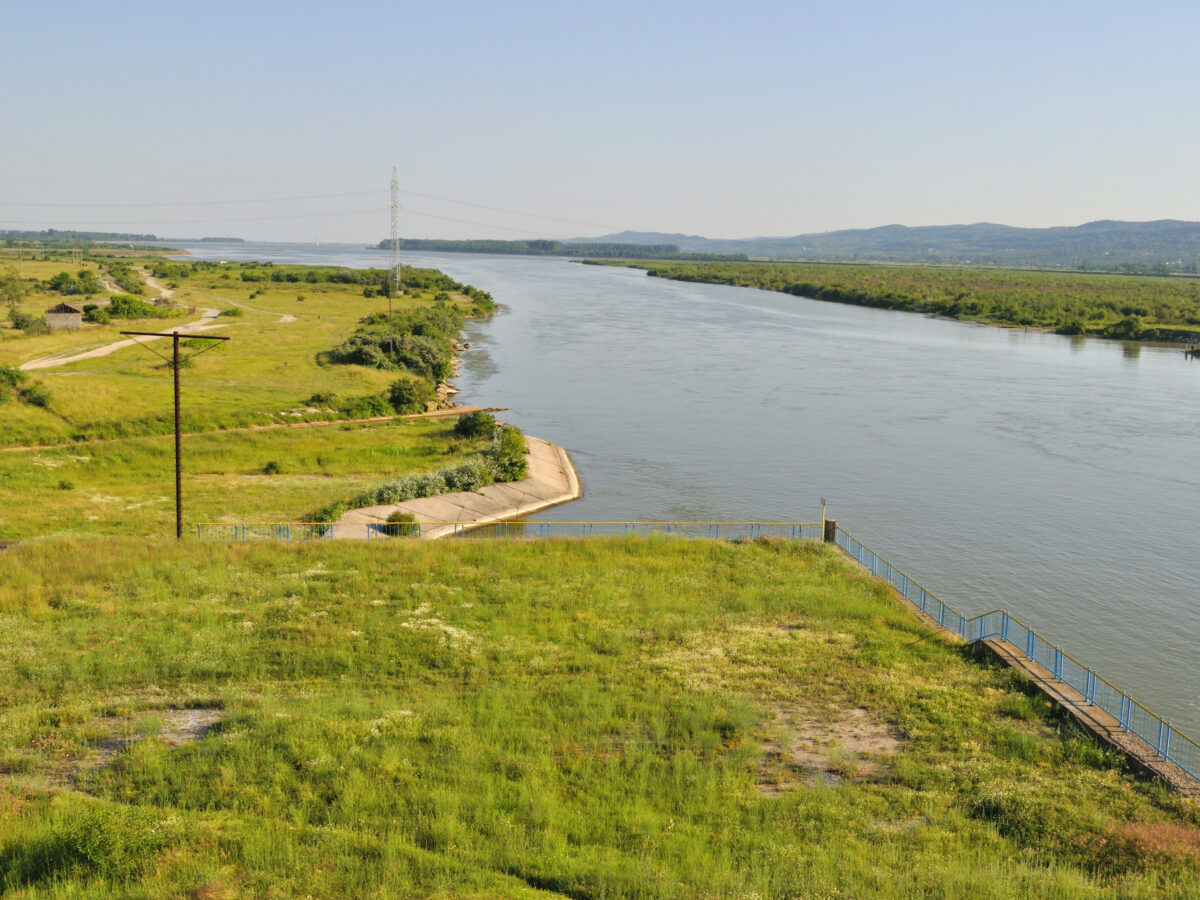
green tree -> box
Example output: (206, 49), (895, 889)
(77, 269), (101, 296)
(0, 267), (24, 310)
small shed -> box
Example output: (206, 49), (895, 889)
(46, 302), (83, 330)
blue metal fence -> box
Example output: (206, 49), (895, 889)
(834, 526), (1199, 786)
(197, 521), (825, 542)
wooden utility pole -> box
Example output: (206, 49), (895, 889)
(121, 330), (229, 539)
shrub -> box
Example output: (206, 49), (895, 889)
(262, 461), (282, 475)
(441, 457), (495, 492)
(484, 425), (528, 482)
(219, 307), (244, 318)
(337, 394), (394, 419)
(107, 295), (167, 320)
(453, 410), (497, 438)
(0, 365), (26, 390)
(48, 271), (78, 293)
(57, 480), (74, 491)
(305, 427), (526, 522)
(384, 510), (417, 537)
(19, 382), (51, 408)
(388, 378), (433, 414)
(306, 391), (338, 407)
(83, 304), (111, 324)
(10, 308), (48, 334)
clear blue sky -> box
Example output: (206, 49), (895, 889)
(2, 0), (1196, 242)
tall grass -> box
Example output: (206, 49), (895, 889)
(1, 538), (1197, 897)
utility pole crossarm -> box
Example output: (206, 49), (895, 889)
(119, 331), (230, 339)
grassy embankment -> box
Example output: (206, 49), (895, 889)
(2, 537), (1199, 897)
(598, 259), (1200, 342)
(0, 255), (496, 538)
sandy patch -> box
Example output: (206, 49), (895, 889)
(757, 705), (903, 794)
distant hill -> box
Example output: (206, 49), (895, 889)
(572, 221), (1200, 272)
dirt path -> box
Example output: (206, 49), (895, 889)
(223, 298), (301, 324)
(1, 405), (493, 453)
(19, 267), (220, 372)
(19, 316), (225, 371)
(137, 267), (175, 299)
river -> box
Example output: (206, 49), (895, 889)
(174, 242), (1200, 735)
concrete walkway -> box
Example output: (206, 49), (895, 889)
(838, 544), (1200, 800)
(334, 434), (581, 539)
(982, 639), (1200, 801)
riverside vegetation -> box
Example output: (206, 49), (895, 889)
(2, 537), (1199, 897)
(305, 414), (529, 523)
(0, 251), (500, 537)
(602, 259), (1200, 342)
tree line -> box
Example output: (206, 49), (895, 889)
(612, 259), (1200, 342)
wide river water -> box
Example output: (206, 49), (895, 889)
(175, 242), (1200, 734)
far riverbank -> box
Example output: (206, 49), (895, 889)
(595, 258), (1200, 344)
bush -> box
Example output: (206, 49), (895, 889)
(453, 410), (497, 438)
(19, 382), (51, 408)
(57, 480), (74, 491)
(9, 308), (48, 334)
(219, 307), (244, 317)
(0, 365), (26, 390)
(441, 457), (495, 492)
(306, 391), (338, 407)
(387, 378), (433, 414)
(107, 295), (167, 320)
(384, 510), (417, 537)
(262, 460), (282, 475)
(83, 304), (111, 324)
(337, 394), (394, 419)
(305, 428), (526, 522)
(484, 425), (528, 482)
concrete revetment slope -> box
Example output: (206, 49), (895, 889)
(335, 435), (580, 539)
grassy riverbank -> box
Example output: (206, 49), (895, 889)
(598, 259), (1200, 342)
(0, 255), (501, 537)
(2, 537), (1198, 897)
(1, 255), (491, 447)
(0, 417), (491, 541)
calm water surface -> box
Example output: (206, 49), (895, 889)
(177, 242), (1200, 733)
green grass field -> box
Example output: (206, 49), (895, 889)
(1, 537), (1198, 898)
(0, 254), (496, 537)
(0, 417), (491, 541)
(1, 255), (482, 446)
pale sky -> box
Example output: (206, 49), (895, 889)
(2, 0), (1197, 242)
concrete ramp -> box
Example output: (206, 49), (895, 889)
(337, 435), (581, 539)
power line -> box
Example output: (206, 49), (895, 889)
(394, 189), (620, 231)
(0, 189), (385, 209)
(0, 207), (386, 227)
(1, 207), (594, 237)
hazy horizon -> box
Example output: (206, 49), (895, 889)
(4, 0), (1198, 243)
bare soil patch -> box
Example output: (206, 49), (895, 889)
(6, 707), (226, 791)
(757, 705), (903, 795)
